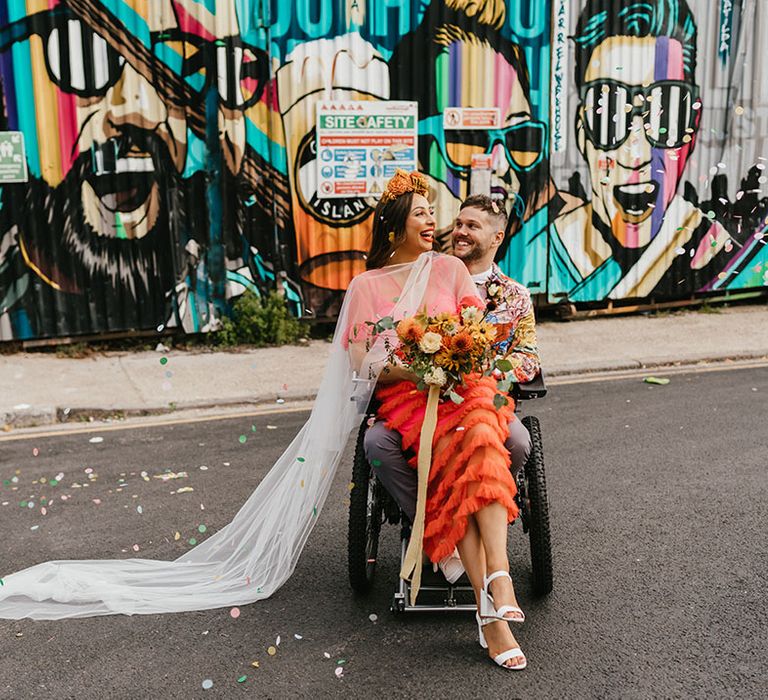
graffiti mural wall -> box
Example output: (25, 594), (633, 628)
(0, 1), (765, 342)
(543, 0), (768, 303)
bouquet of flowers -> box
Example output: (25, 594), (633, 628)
(366, 297), (516, 408)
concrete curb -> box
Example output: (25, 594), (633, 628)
(4, 352), (766, 431)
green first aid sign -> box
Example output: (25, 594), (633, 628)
(0, 132), (29, 183)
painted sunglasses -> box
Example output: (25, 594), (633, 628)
(419, 114), (546, 173)
(579, 79), (701, 150)
(0, 7), (268, 110)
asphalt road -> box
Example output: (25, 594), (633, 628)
(1, 365), (766, 699)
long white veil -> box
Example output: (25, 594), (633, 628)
(0, 253), (442, 620)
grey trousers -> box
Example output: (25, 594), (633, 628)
(363, 416), (531, 523)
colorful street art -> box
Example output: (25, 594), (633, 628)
(545, 0), (768, 303)
(0, 0), (765, 342)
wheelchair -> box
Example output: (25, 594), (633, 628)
(348, 373), (553, 613)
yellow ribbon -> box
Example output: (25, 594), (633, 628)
(399, 383), (440, 605)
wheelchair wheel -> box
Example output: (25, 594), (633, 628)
(348, 421), (383, 593)
(521, 415), (553, 596)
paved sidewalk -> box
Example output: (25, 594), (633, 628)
(2, 304), (767, 428)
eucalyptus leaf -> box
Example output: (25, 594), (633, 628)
(493, 393), (508, 410)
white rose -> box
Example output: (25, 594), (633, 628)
(423, 367), (447, 386)
(461, 306), (482, 323)
(419, 331), (443, 354)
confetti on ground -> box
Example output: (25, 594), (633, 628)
(237, 676), (247, 684)
(239, 435), (247, 444)
(132, 544), (140, 552)
(201, 679), (213, 690)
(251, 661), (260, 668)
(32, 448), (39, 457)
(335, 667), (344, 678)
(188, 538), (197, 546)
(369, 613), (378, 622)
(230, 607), (240, 619)
(137, 506), (143, 514)
(92, 499), (102, 505)
(176, 487), (194, 494)
(89, 437), (104, 444)
(198, 524), (207, 533)
(267, 646), (277, 656)
(160, 357), (168, 365)
(294, 634), (303, 640)
(276, 398), (285, 404)
(276, 635), (281, 646)
(266, 425), (277, 430)
(643, 376), (670, 385)
(324, 652), (331, 659)
(174, 532), (181, 541)
(153, 471), (188, 481)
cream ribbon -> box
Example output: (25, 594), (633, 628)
(399, 383), (440, 604)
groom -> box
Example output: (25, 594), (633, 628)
(364, 194), (541, 580)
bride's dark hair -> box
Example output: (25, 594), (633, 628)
(365, 192), (415, 270)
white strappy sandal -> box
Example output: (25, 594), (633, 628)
(493, 647), (527, 671)
(476, 613), (527, 670)
(479, 570), (525, 622)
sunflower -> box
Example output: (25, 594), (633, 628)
(471, 321), (498, 346)
(435, 347), (464, 372)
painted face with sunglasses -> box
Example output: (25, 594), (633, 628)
(418, 40), (546, 232)
(577, 35), (700, 249)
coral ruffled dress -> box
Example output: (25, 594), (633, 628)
(346, 254), (519, 563)
(376, 374), (519, 562)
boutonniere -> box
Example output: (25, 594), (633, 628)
(485, 274), (504, 311)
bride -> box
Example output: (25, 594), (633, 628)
(0, 170), (526, 670)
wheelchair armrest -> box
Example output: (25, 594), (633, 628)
(510, 369), (547, 401)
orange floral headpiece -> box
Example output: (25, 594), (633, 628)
(380, 169), (428, 204)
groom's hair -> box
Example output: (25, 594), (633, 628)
(460, 194), (508, 230)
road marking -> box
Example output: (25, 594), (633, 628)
(2, 359), (764, 442)
(549, 359), (768, 386)
(0, 405), (313, 442)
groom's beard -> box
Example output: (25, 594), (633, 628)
(16, 138), (181, 306)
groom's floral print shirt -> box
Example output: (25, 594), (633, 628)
(476, 264), (540, 383)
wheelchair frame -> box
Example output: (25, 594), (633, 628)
(348, 372), (553, 613)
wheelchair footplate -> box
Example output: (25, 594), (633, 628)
(392, 538), (477, 613)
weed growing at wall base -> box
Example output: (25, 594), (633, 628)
(215, 291), (308, 348)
